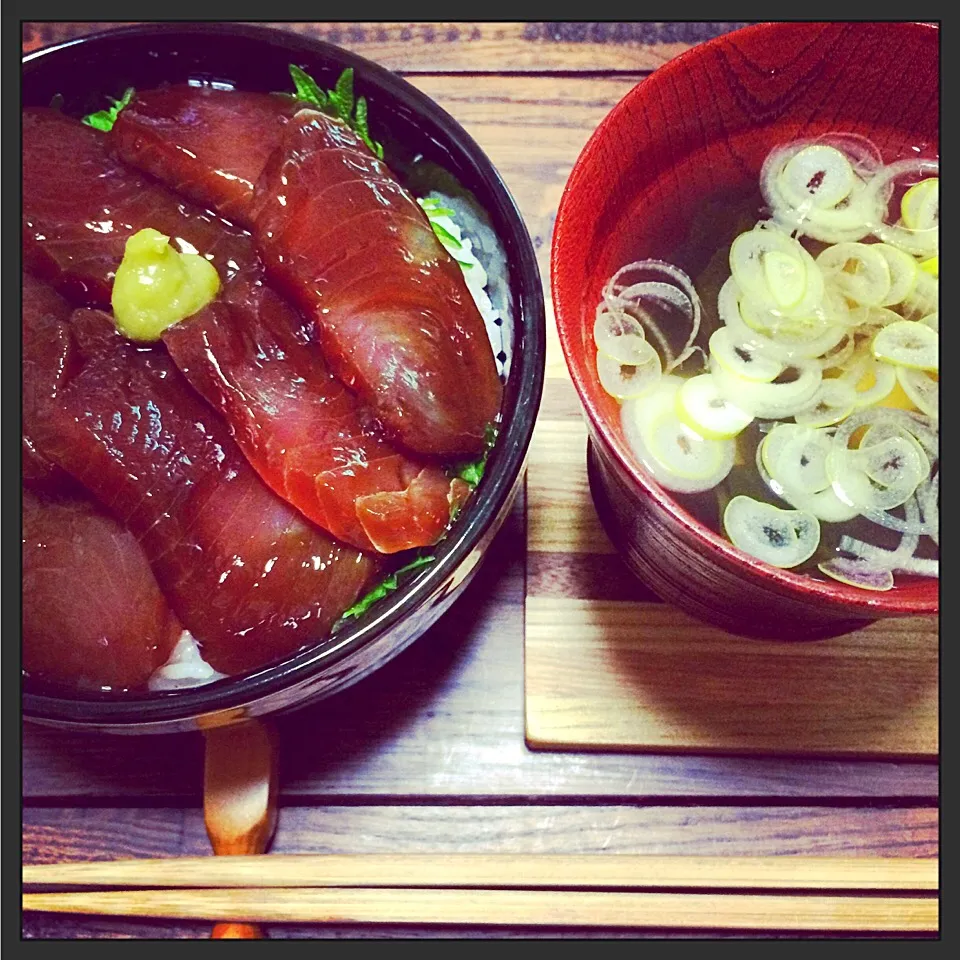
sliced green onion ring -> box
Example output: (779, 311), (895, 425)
(816, 242), (892, 307)
(847, 305), (906, 336)
(779, 144), (856, 210)
(602, 260), (704, 372)
(896, 366), (938, 418)
(729, 222), (824, 317)
(718, 278), (846, 363)
(756, 433), (860, 523)
(818, 556), (895, 591)
(872, 320), (938, 372)
(794, 378), (857, 427)
(826, 435), (929, 513)
(900, 270), (939, 321)
(768, 425), (833, 496)
(723, 495), (821, 569)
(873, 243), (920, 306)
(840, 353), (897, 408)
(708, 327), (783, 383)
(900, 178), (939, 231)
(596, 346), (662, 399)
(593, 305), (649, 364)
(866, 159), (939, 257)
(620, 377), (734, 493)
(761, 142), (881, 243)
(711, 354), (822, 420)
(675, 373), (754, 440)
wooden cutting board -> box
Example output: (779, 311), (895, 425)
(523, 337), (939, 758)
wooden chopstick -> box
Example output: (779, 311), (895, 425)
(21, 887), (939, 931)
(22, 854), (937, 892)
(201, 719), (278, 940)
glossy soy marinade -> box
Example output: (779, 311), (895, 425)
(22, 488), (183, 692)
(23, 106), (467, 554)
(253, 107), (503, 458)
(163, 276), (469, 553)
(32, 310), (379, 676)
(22, 107), (256, 307)
(112, 88), (503, 457)
(22, 272), (79, 490)
(110, 85), (298, 228)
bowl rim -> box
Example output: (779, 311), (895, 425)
(550, 20), (938, 618)
(21, 21), (546, 725)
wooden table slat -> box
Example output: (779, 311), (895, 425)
(23, 806), (938, 863)
(21, 21), (753, 72)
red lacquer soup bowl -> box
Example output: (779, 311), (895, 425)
(551, 21), (939, 639)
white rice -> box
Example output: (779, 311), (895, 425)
(148, 630), (226, 691)
(419, 191), (514, 380)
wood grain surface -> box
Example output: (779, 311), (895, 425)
(20, 21), (939, 940)
(22, 888), (939, 933)
(524, 385), (939, 757)
(21, 21), (754, 71)
(24, 853), (939, 891)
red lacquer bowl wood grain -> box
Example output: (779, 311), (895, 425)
(552, 21), (939, 639)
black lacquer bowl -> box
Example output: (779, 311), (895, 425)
(21, 23), (545, 734)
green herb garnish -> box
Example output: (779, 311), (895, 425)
(429, 222), (462, 247)
(419, 198), (456, 217)
(418, 198), (474, 268)
(451, 422), (498, 490)
(330, 67), (354, 121)
(337, 423), (497, 620)
(288, 65), (384, 160)
(289, 64), (328, 109)
(340, 554), (437, 620)
(81, 86), (135, 132)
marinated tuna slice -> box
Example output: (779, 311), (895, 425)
(110, 85), (296, 228)
(254, 108), (502, 458)
(33, 310), (378, 676)
(22, 488), (181, 693)
(22, 108), (257, 308)
(22, 272), (80, 490)
(163, 277), (468, 553)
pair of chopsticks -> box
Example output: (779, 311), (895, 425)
(22, 855), (938, 932)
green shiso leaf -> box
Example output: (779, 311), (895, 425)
(429, 222), (463, 249)
(339, 422), (496, 621)
(354, 94), (371, 137)
(423, 204), (457, 218)
(81, 86), (135, 132)
(289, 64), (328, 108)
(288, 65), (384, 160)
(451, 422), (498, 490)
(354, 96), (384, 160)
(331, 67), (354, 120)
(340, 554), (436, 620)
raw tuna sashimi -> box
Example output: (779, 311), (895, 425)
(32, 310), (378, 676)
(92, 85), (473, 553)
(22, 272), (78, 490)
(22, 488), (182, 692)
(162, 277), (469, 553)
(22, 107), (257, 307)
(110, 85), (295, 228)
(253, 108), (502, 458)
